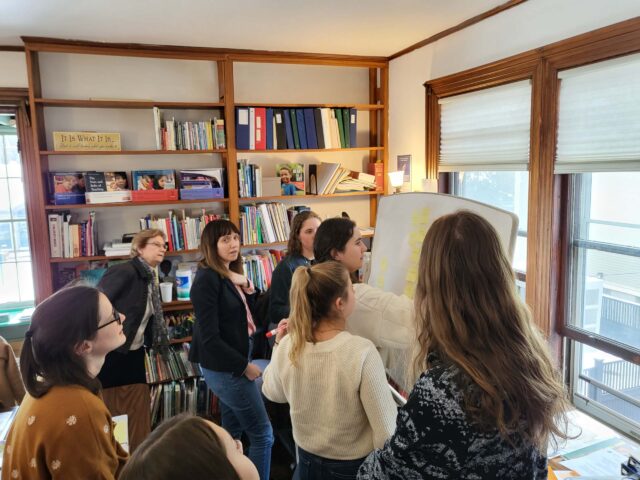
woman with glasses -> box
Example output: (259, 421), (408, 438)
(2, 286), (128, 479)
(97, 229), (172, 448)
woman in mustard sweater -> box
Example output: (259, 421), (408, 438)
(2, 286), (128, 479)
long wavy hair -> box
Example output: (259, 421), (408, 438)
(413, 210), (568, 448)
(287, 261), (350, 365)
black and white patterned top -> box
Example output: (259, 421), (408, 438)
(357, 353), (547, 480)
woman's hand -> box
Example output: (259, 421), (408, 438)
(244, 362), (262, 381)
(228, 271), (249, 288)
(275, 319), (289, 344)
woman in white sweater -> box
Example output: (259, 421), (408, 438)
(262, 261), (397, 480)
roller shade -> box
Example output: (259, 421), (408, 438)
(438, 80), (531, 172)
(556, 53), (640, 173)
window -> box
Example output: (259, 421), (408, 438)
(0, 114), (34, 313)
(558, 53), (640, 435)
(439, 80), (531, 278)
(451, 171), (528, 274)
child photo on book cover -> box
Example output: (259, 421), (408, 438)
(105, 171), (129, 191)
(277, 163), (304, 196)
(53, 173), (85, 193)
(133, 170), (175, 190)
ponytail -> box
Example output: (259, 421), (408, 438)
(287, 261), (350, 365)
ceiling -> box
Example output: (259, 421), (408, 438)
(1, 0), (509, 57)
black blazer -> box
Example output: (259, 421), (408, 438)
(98, 258), (153, 353)
(189, 267), (257, 376)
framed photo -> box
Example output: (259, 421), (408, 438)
(397, 155), (411, 184)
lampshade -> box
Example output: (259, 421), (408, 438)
(388, 171), (404, 188)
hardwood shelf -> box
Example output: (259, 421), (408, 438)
(44, 198), (229, 210)
(41, 149), (226, 156)
(234, 103), (384, 111)
(35, 98), (224, 109)
(163, 302), (193, 312)
(50, 249), (199, 264)
(238, 191), (381, 202)
(241, 241), (287, 249)
(237, 146), (382, 153)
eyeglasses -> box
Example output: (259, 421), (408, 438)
(97, 308), (123, 330)
(148, 241), (168, 250)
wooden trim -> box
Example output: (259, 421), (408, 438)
(0, 88), (29, 103)
(22, 36), (387, 67)
(389, 0), (528, 60)
(0, 46), (24, 52)
(426, 50), (539, 97)
(425, 85), (439, 180)
(551, 173), (570, 363)
(222, 60), (239, 227)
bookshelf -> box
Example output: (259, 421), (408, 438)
(22, 37), (388, 304)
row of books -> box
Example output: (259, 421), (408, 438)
(153, 107), (226, 151)
(236, 107), (357, 150)
(48, 169), (225, 205)
(237, 160), (306, 198)
(48, 211), (98, 258)
(239, 202), (292, 245)
(150, 378), (217, 427)
(165, 311), (194, 341)
(144, 343), (201, 383)
(137, 210), (227, 254)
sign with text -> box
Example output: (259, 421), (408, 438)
(53, 131), (121, 151)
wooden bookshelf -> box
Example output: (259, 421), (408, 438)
(35, 98), (224, 109)
(23, 37), (388, 302)
(44, 198), (229, 210)
(163, 302), (193, 312)
(41, 149), (226, 155)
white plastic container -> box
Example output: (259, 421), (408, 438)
(175, 268), (192, 301)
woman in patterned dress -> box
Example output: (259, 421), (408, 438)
(1, 286), (129, 479)
(358, 210), (569, 480)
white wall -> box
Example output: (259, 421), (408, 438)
(0, 52), (28, 88)
(389, 0), (640, 191)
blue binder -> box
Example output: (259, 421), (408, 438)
(303, 109), (318, 149)
(266, 108), (274, 150)
(295, 109), (308, 149)
(349, 108), (357, 148)
(235, 107), (250, 150)
(283, 109), (295, 149)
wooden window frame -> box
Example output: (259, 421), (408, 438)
(424, 17), (640, 364)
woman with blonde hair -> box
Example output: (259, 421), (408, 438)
(262, 261), (396, 480)
(189, 219), (273, 480)
(357, 210), (568, 479)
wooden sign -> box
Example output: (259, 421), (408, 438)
(53, 131), (121, 151)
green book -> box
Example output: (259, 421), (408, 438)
(289, 109), (300, 149)
(342, 109), (350, 148)
(335, 108), (346, 148)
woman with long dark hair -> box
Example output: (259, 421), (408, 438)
(357, 211), (568, 479)
(267, 210), (321, 326)
(2, 286), (128, 479)
(189, 219), (273, 480)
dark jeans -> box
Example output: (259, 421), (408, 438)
(297, 447), (366, 480)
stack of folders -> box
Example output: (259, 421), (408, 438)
(236, 107), (357, 150)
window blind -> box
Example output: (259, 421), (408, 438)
(438, 80), (531, 172)
(556, 52), (640, 173)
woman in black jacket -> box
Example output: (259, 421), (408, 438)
(189, 220), (273, 480)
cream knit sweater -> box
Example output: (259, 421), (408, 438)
(262, 331), (397, 460)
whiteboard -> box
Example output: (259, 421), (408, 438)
(367, 193), (519, 298)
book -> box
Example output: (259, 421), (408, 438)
(295, 109), (308, 149)
(336, 108), (346, 148)
(266, 108), (274, 150)
(132, 170), (176, 191)
(313, 108), (325, 149)
(304, 108), (318, 149)
(289, 109), (300, 149)
(283, 109), (295, 149)
(254, 107), (266, 150)
(104, 171), (129, 191)
(276, 163), (305, 196)
(84, 172), (107, 192)
(235, 107), (250, 149)
(367, 162), (384, 191)
(214, 119), (226, 149)
(349, 108), (357, 147)
(48, 172), (88, 205)
(342, 108), (351, 148)
(273, 108), (287, 150)
(315, 162), (341, 194)
(249, 107), (255, 150)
